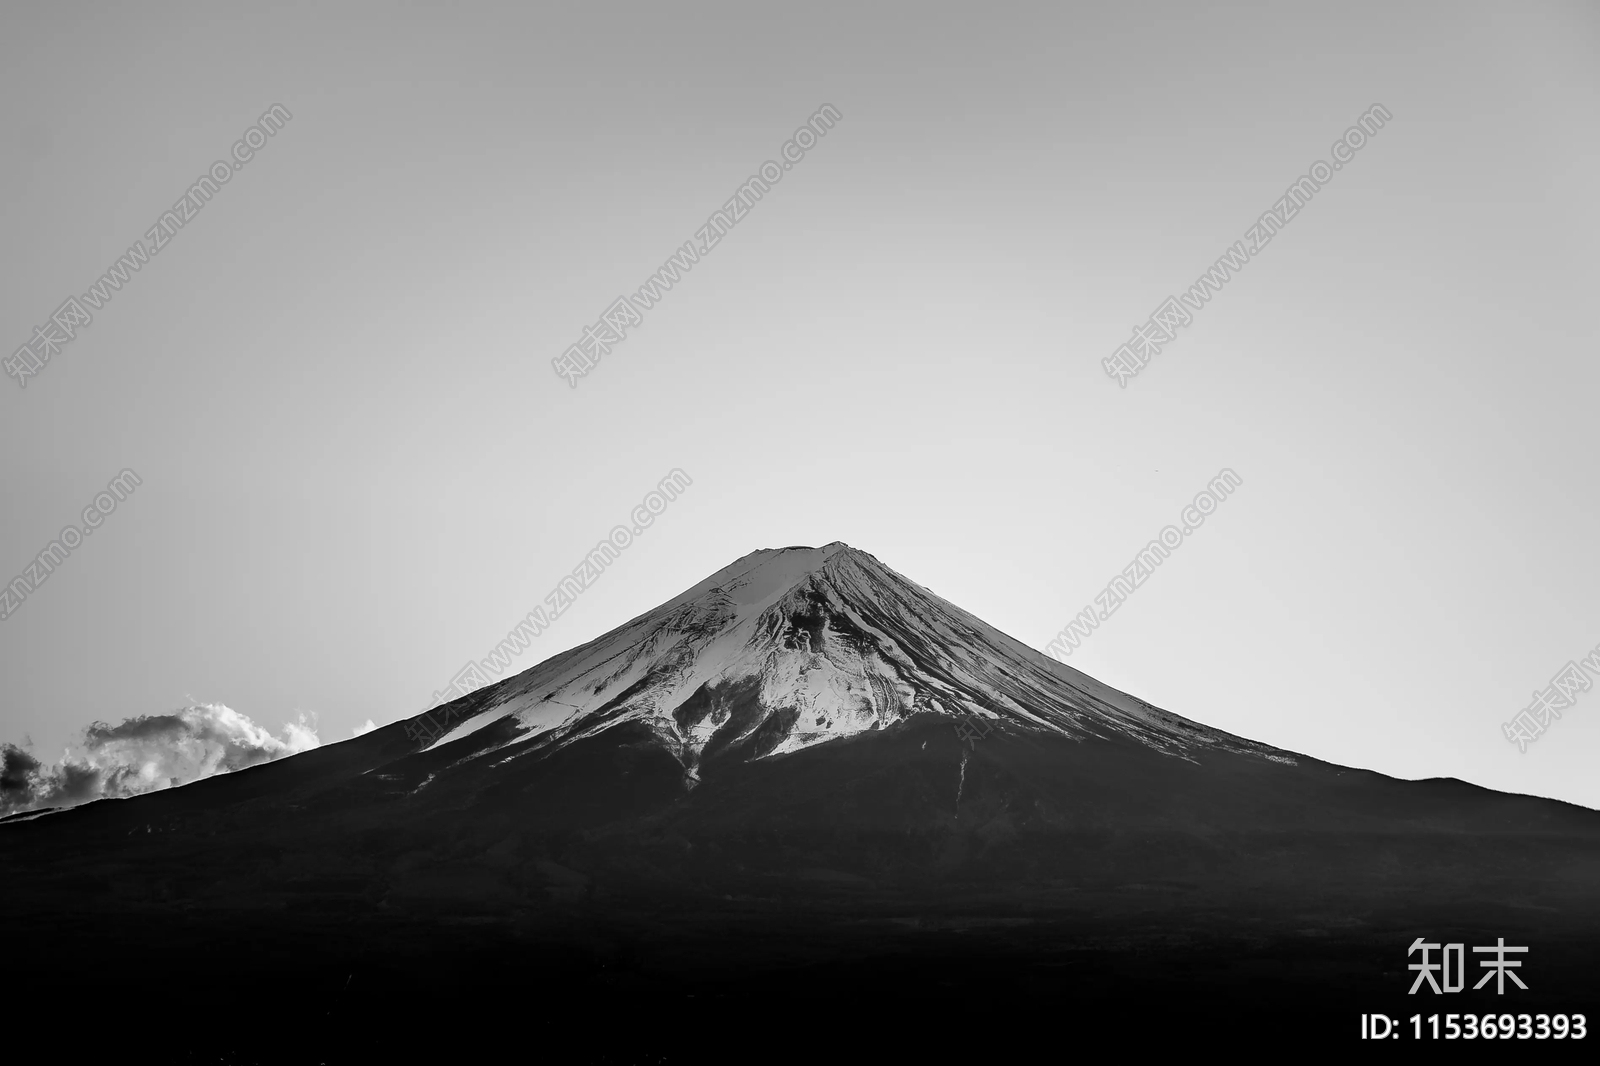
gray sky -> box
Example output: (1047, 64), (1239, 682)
(4, 0), (1598, 809)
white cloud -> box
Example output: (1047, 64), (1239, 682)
(1, 704), (320, 815)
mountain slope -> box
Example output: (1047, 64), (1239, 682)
(3, 543), (1597, 1056)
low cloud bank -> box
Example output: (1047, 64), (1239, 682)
(0, 704), (319, 816)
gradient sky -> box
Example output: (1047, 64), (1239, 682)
(3, 0), (1598, 809)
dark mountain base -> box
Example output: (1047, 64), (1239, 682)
(6, 718), (1598, 1059)
(8, 901), (1597, 1062)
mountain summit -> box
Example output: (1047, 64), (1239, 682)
(407, 542), (1289, 787)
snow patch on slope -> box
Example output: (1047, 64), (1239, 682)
(404, 543), (1297, 773)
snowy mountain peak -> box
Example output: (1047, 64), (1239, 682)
(412, 544), (1294, 781)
